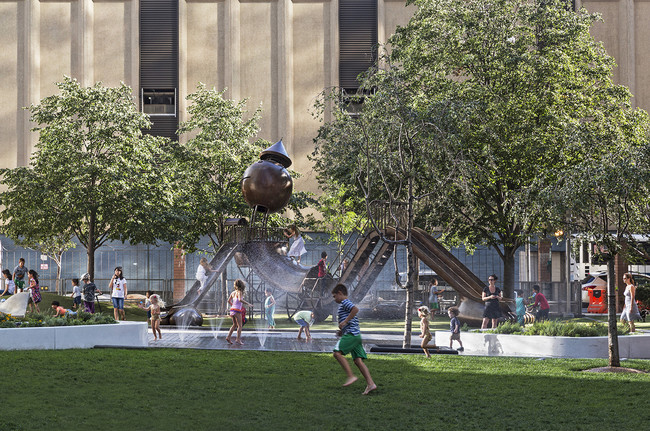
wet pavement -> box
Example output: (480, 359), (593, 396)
(147, 327), (415, 353)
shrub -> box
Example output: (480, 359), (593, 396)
(0, 311), (116, 328)
(485, 321), (524, 335)
(483, 320), (630, 337)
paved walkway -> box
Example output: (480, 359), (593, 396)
(147, 327), (414, 353)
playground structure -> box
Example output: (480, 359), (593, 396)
(161, 140), (512, 326)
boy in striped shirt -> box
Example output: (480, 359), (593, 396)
(332, 283), (377, 395)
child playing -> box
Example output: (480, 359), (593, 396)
(448, 307), (463, 352)
(331, 283), (377, 395)
(27, 269), (41, 313)
(293, 310), (314, 340)
(138, 290), (153, 325)
(264, 288), (276, 329)
(51, 301), (77, 317)
(417, 306), (438, 358)
(515, 289), (526, 325)
(70, 278), (82, 310)
(81, 273), (102, 314)
(226, 279), (252, 345)
(1, 270), (15, 297)
(147, 294), (163, 340)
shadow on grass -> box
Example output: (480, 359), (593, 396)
(1, 350), (650, 430)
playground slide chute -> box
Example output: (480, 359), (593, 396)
(240, 241), (312, 293)
(384, 227), (485, 302)
(0, 292), (30, 317)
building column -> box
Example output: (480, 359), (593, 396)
(278, 0), (293, 154)
(178, 0), (187, 140)
(125, 0), (140, 100)
(224, 0), (240, 101)
(72, 0), (94, 86)
(17, 0), (40, 166)
(620, 0), (636, 108)
(324, 0), (339, 124)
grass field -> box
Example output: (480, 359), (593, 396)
(1, 348), (649, 430)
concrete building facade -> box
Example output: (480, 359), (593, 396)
(0, 0), (646, 195)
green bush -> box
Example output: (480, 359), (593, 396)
(483, 320), (630, 337)
(0, 311), (116, 328)
(485, 321), (524, 334)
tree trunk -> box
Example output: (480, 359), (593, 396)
(606, 258), (620, 367)
(87, 210), (96, 281)
(402, 244), (416, 348)
(55, 258), (62, 295)
(502, 246), (516, 299)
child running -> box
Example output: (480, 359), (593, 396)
(448, 307), (464, 352)
(331, 283), (377, 395)
(418, 306), (438, 358)
(226, 279), (252, 345)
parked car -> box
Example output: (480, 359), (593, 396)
(581, 272), (650, 307)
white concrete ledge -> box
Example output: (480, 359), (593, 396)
(0, 321), (148, 350)
(435, 330), (650, 359)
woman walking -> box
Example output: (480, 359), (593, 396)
(620, 273), (642, 332)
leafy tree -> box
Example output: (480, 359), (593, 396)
(0, 77), (174, 280)
(377, 0), (641, 298)
(313, 68), (442, 347)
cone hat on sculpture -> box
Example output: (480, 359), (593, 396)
(260, 140), (292, 168)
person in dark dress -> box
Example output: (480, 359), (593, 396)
(481, 274), (502, 329)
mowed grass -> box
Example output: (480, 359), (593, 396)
(1, 349), (649, 430)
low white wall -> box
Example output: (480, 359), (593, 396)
(0, 321), (148, 350)
(435, 330), (650, 359)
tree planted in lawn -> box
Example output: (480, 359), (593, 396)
(384, 0), (637, 298)
(0, 77), (175, 281)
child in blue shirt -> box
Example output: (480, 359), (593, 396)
(331, 283), (377, 395)
(515, 289), (526, 325)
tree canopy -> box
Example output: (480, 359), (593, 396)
(0, 77), (174, 279)
(314, 0), (648, 298)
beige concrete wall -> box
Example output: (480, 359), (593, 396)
(0, 2), (18, 169)
(40, 2), (71, 97)
(1, 0), (136, 168)
(94, 1), (126, 87)
(581, 0), (650, 109)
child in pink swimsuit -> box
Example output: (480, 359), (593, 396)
(226, 279), (252, 345)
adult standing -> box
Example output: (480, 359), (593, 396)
(195, 257), (214, 294)
(109, 266), (127, 321)
(284, 224), (307, 264)
(620, 273), (642, 332)
(428, 278), (443, 316)
(481, 274), (502, 329)
(531, 285), (550, 322)
(81, 273), (102, 314)
(13, 258), (28, 293)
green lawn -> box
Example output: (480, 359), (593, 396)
(1, 349), (649, 430)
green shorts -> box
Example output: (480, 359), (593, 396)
(334, 334), (367, 360)
(430, 302), (440, 310)
(15, 280), (25, 291)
